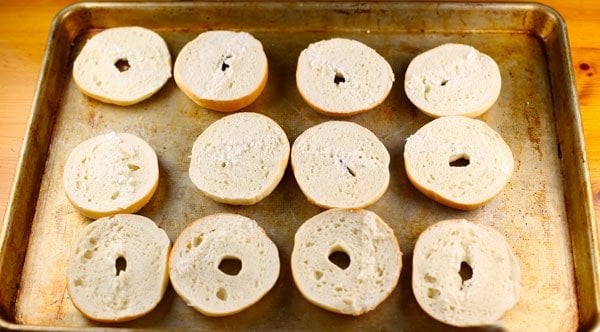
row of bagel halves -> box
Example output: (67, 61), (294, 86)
(74, 27), (502, 118)
(69, 209), (520, 328)
(63, 112), (513, 221)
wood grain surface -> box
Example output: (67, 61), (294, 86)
(0, 0), (599, 221)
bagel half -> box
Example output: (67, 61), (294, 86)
(174, 30), (268, 112)
(189, 112), (290, 205)
(404, 116), (514, 210)
(63, 132), (159, 219)
(412, 219), (520, 327)
(404, 43), (501, 118)
(73, 26), (172, 106)
(169, 213), (280, 316)
(67, 214), (171, 322)
(291, 121), (390, 209)
(291, 208), (401, 315)
(296, 38), (394, 116)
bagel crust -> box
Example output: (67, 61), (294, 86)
(169, 213), (280, 316)
(67, 214), (171, 322)
(412, 219), (520, 327)
(73, 26), (172, 106)
(404, 116), (514, 210)
(291, 208), (401, 315)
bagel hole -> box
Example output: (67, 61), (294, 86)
(221, 54), (232, 72)
(328, 249), (350, 270)
(338, 158), (356, 177)
(440, 79), (448, 86)
(334, 71), (346, 85)
(449, 154), (470, 167)
(459, 261), (473, 282)
(346, 167), (356, 177)
(115, 256), (127, 276)
(114, 58), (130, 72)
(218, 257), (242, 276)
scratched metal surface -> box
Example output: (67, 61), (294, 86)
(1, 2), (597, 331)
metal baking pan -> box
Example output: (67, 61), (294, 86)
(1, 1), (598, 330)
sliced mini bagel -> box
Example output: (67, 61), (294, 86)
(67, 214), (171, 322)
(291, 121), (390, 209)
(63, 132), (159, 219)
(296, 38), (394, 116)
(174, 30), (268, 112)
(169, 213), (280, 316)
(412, 219), (520, 327)
(404, 43), (501, 118)
(404, 116), (514, 210)
(189, 112), (289, 205)
(73, 26), (172, 106)
(291, 208), (402, 315)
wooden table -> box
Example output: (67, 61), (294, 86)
(1, 0), (599, 220)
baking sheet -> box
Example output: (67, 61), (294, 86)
(1, 2), (598, 331)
